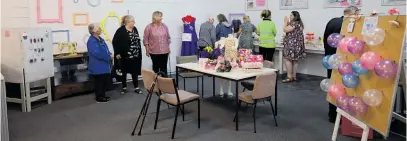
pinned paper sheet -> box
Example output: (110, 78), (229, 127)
(256, 0), (265, 7)
(4, 30), (10, 37)
(182, 33), (192, 41)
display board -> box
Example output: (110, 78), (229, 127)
(326, 15), (406, 137)
(1, 28), (55, 83)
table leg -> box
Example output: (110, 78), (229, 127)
(176, 67), (179, 87)
(279, 49), (284, 74)
(212, 76), (215, 97)
(235, 81), (239, 131)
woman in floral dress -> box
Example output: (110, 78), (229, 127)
(282, 11), (306, 83)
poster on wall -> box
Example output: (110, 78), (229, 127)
(382, 0), (406, 5)
(324, 0), (362, 8)
(361, 16), (378, 35)
(279, 0), (308, 10)
(246, 0), (268, 11)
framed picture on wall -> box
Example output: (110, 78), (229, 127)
(324, 0), (362, 8)
(382, 0), (406, 5)
(280, 0), (309, 10)
(246, 0), (268, 11)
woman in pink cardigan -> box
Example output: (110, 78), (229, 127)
(143, 11), (171, 77)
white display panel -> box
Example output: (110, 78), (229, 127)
(1, 28), (54, 83)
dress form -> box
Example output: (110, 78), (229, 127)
(218, 34), (238, 97)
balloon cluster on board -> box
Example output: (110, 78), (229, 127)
(320, 28), (396, 115)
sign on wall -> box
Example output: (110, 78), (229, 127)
(279, 0), (309, 10)
(245, 0), (268, 11)
(324, 0), (362, 8)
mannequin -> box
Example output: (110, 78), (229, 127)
(181, 15), (198, 56)
(216, 34), (238, 97)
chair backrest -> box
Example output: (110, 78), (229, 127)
(252, 71), (277, 100)
(176, 55), (198, 64)
(157, 77), (180, 103)
(141, 68), (158, 92)
(263, 60), (274, 68)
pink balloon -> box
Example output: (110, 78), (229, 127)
(348, 97), (368, 115)
(339, 37), (356, 53)
(338, 63), (353, 75)
(360, 52), (382, 70)
(328, 84), (346, 99)
(336, 95), (351, 111)
(347, 39), (366, 55)
(374, 59), (398, 79)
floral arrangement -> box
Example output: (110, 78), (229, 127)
(388, 8), (400, 27)
(216, 59), (232, 72)
(200, 46), (221, 60)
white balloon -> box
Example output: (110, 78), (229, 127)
(363, 89), (383, 107)
(320, 79), (331, 92)
(362, 28), (386, 46)
(327, 54), (344, 69)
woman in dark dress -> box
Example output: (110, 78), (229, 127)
(282, 11), (306, 83)
(113, 15), (143, 94)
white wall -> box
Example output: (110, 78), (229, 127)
(2, 0), (406, 75)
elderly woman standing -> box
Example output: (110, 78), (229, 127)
(113, 15), (143, 94)
(144, 11), (171, 77)
(238, 16), (256, 51)
(87, 23), (113, 103)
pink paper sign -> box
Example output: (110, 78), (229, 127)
(256, 0), (265, 7)
(4, 30), (10, 37)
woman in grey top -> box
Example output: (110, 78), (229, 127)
(238, 16), (256, 51)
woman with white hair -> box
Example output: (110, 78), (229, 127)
(87, 23), (113, 103)
(113, 15), (143, 94)
(144, 11), (171, 77)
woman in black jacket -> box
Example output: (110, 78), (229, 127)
(112, 15), (142, 94)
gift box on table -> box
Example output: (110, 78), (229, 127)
(238, 49), (253, 61)
(341, 117), (373, 139)
(241, 55), (263, 69)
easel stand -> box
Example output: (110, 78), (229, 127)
(6, 77), (52, 112)
(130, 73), (159, 136)
(332, 108), (370, 141)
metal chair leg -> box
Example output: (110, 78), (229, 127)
(154, 100), (161, 129)
(183, 78), (186, 90)
(270, 99), (278, 127)
(171, 105), (180, 139)
(198, 99), (201, 128)
(180, 105), (185, 121)
(253, 101), (257, 133)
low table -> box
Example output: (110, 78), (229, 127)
(175, 63), (278, 131)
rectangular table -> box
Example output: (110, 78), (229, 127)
(175, 63), (278, 131)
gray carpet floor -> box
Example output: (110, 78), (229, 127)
(6, 74), (406, 141)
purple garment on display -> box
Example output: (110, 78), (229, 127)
(181, 18), (198, 56)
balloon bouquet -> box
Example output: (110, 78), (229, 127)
(320, 28), (397, 116)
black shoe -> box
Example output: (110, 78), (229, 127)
(104, 96), (111, 101)
(134, 88), (142, 94)
(121, 87), (127, 95)
(96, 98), (109, 103)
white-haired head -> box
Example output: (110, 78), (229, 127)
(88, 23), (101, 35)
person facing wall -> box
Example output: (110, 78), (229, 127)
(87, 23), (113, 103)
(282, 11), (306, 83)
(238, 16), (256, 52)
(143, 11), (171, 77)
(197, 17), (216, 58)
(112, 15), (143, 94)
(323, 6), (360, 123)
(257, 10), (277, 62)
(215, 14), (233, 41)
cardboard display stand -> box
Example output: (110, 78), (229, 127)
(327, 15), (406, 139)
